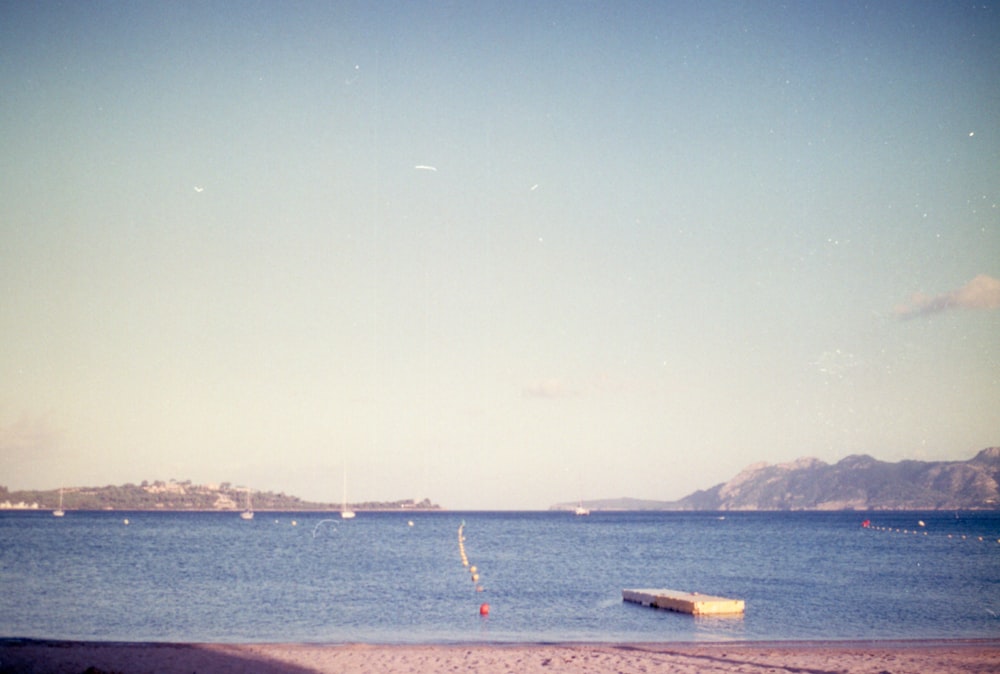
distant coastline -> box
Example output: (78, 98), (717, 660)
(0, 479), (439, 513)
(554, 447), (1000, 512)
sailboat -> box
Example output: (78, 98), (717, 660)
(53, 488), (65, 517)
(574, 502), (590, 516)
(340, 464), (355, 519)
(240, 488), (254, 520)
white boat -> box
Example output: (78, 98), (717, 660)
(53, 488), (65, 517)
(574, 503), (590, 516)
(240, 488), (254, 520)
(340, 464), (355, 519)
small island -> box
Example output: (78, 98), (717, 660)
(0, 480), (440, 512)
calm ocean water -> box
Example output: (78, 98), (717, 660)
(1, 510), (997, 644)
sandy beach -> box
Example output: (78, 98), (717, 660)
(1, 639), (997, 674)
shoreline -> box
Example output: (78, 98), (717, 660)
(3, 638), (998, 674)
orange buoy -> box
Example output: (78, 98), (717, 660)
(479, 603), (490, 616)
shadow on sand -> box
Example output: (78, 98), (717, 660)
(0, 639), (318, 674)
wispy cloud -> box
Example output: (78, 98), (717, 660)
(522, 378), (578, 399)
(893, 274), (1000, 319)
(522, 373), (634, 400)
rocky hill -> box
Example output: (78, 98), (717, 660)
(677, 447), (1000, 510)
(554, 447), (1000, 511)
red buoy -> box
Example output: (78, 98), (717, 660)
(479, 603), (490, 616)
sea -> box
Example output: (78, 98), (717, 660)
(1, 510), (997, 644)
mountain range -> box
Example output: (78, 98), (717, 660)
(555, 447), (1000, 511)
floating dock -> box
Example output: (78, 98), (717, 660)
(622, 589), (745, 616)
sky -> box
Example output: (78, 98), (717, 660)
(1, 1), (998, 510)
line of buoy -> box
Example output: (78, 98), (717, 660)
(457, 521), (489, 616)
(863, 520), (998, 543)
(457, 522), (483, 589)
(458, 522), (469, 566)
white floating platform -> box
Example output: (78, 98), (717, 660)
(623, 588), (745, 616)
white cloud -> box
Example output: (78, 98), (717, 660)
(893, 274), (1000, 319)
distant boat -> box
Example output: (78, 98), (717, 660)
(240, 488), (254, 520)
(574, 503), (590, 516)
(340, 465), (355, 519)
(53, 488), (65, 517)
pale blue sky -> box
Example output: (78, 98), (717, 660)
(2, 1), (998, 509)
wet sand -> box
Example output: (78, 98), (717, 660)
(1, 639), (998, 674)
